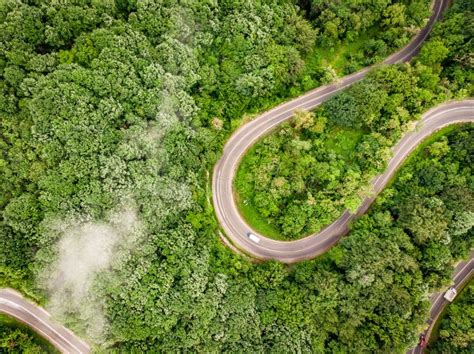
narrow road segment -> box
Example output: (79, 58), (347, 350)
(407, 254), (473, 353)
(0, 288), (90, 353)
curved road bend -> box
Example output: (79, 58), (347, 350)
(0, 288), (90, 353)
(214, 101), (474, 262)
(407, 254), (473, 354)
(212, 0), (460, 263)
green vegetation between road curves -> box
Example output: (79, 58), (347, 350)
(0, 314), (58, 353)
(427, 279), (474, 353)
(234, 113), (470, 242)
(234, 123), (365, 240)
(234, 152), (286, 240)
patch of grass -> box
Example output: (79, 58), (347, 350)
(323, 127), (364, 160)
(305, 27), (381, 77)
(234, 191), (285, 240)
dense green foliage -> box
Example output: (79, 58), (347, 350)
(303, 0), (429, 47)
(236, 0), (473, 239)
(0, 0), (472, 352)
(429, 281), (474, 353)
(0, 314), (57, 353)
(297, 0), (431, 75)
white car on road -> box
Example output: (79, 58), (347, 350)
(443, 287), (457, 302)
(246, 232), (260, 243)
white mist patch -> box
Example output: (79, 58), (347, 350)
(43, 207), (141, 342)
(54, 223), (116, 296)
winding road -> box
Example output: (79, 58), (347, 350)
(214, 101), (474, 262)
(212, 0), (473, 263)
(0, 288), (90, 353)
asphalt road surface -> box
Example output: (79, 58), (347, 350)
(212, 0), (469, 263)
(407, 254), (473, 354)
(0, 288), (90, 353)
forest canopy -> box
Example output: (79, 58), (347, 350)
(0, 0), (473, 352)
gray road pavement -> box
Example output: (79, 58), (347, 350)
(0, 288), (90, 353)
